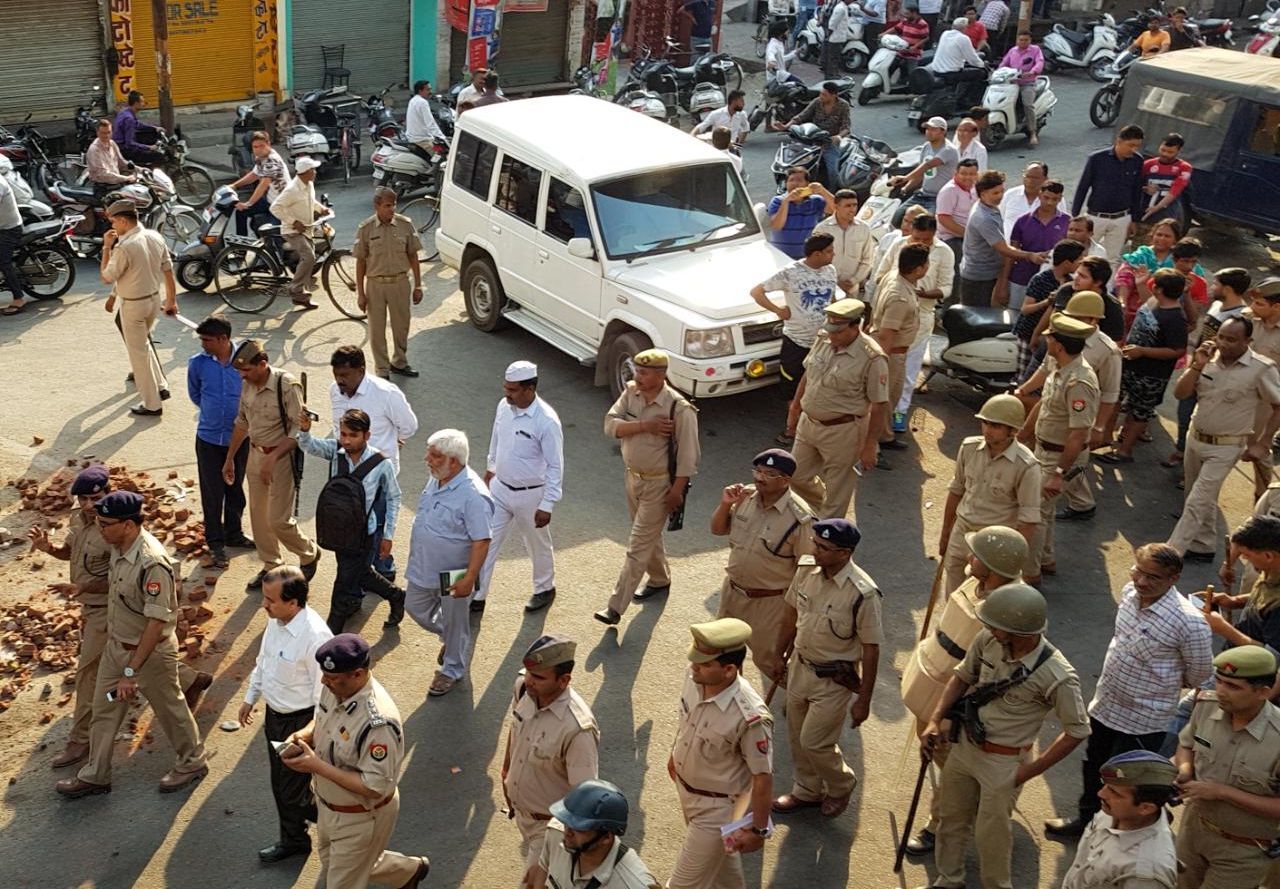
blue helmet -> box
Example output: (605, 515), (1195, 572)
(549, 780), (629, 835)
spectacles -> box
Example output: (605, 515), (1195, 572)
(752, 469), (785, 481)
(94, 516), (122, 527)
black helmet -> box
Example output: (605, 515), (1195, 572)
(549, 779), (629, 835)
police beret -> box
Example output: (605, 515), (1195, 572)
(688, 618), (751, 663)
(825, 298), (866, 321)
(315, 633), (370, 673)
(505, 360), (538, 382)
(231, 339), (267, 370)
(106, 199), (138, 216)
(1256, 277), (1280, 301)
(94, 490), (143, 521)
(633, 349), (669, 368)
(1048, 313), (1094, 340)
(753, 448), (796, 476)
(1214, 644), (1277, 679)
(1099, 750), (1178, 788)
(71, 465), (110, 496)
(813, 518), (860, 549)
(523, 633), (576, 669)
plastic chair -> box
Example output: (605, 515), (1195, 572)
(322, 45), (351, 89)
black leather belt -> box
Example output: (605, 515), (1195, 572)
(936, 628), (966, 660)
(500, 480), (545, 491)
(1091, 210), (1129, 219)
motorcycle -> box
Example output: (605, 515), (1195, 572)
(612, 38), (743, 124)
(747, 75), (857, 131)
(794, 4), (873, 72)
(923, 304), (1020, 392)
(365, 82), (405, 143)
(175, 185), (239, 292)
(74, 85), (110, 152)
(43, 167), (199, 259)
(0, 155), (54, 226)
(284, 86), (362, 183)
(980, 66), (1057, 149)
(859, 33), (932, 105)
(228, 102), (268, 175)
(4, 213), (82, 301)
(1247, 9), (1279, 54)
(906, 63), (989, 130)
(1041, 13), (1118, 82)
(769, 123), (895, 203)
(133, 124), (215, 208)
(370, 137), (449, 200)
(571, 63), (612, 99)
(1088, 47), (1137, 128)
(1189, 16), (1233, 46)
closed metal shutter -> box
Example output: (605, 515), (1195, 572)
(500, 1), (570, 87)
(130, 1), (257, 105)
(0, 0), (103, 122)
(292, 0), (410, 94)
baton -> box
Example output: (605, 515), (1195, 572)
(894, 750), (931, 873)
(765, 639), (794, 706)
(919, 560), (945, 643)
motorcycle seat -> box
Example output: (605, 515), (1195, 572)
(1057, 26), (1092, 45)
(788, 122), (832, 144)
(943, 305), (1016, 345)
(20, 218), (65, 241)
(60, 184), (98, 202)
(673, 64), (698, 77)
(255, 222), (283, 237)
(1197, 17), (1228, 28)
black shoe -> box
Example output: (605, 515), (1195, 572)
(389, 365), (420, 378)
(525, 589), (556, 613)
(470, 598), (486, 614)
(905, 828), (936, 855)
(1044, 815), (1088, 837)
(130, 405), (163, 417)
(245, 569), (268, 591)
(258, 842), (311, 863)
(225, 535), (255, 549)
(633, 583), (669, 602)
(159, 388), (171, 401)
(1056, 506), (1096, 521)
(875, 454), (893, 470)
(300, 558), (319, 581)
(125, 372), (134, 383)
(402, 857), (430, 888)
(1183, 550), (1215, 563)
(384, 588), (406, 629)
(880, 438), (909, 451)
(593, 607), (621, 626)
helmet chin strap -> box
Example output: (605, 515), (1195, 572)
(569, 829), (611, 860)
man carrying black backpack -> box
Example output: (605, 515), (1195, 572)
(297, 408), (406, 633)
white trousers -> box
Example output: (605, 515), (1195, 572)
(1089, 214), (1129, 261)
(476, 481), (555, 602)
(897, 306), (934, 414)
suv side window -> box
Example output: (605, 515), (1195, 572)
(495, 155), (543, 226)
(544, 179), (590, 243)
(451, 131), (498, 199)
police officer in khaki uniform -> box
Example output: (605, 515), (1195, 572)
(223, 340), (319, 590)
(919, 583), (1091, 889)
(1019, 314), (1100, 584)
(531, 780), (660, 889)
(595, 349), (700, 626)
(785, 298), (890, 521)
(901, 526), (1029, 857)
(353, 188), (423, 379)
(1167, 316), (1280, 560)
(710, 448), (815, 682)
(280, 634), (430, 889)
(56, 492), (210, 798)
(1242, 277), (1280, 498)
(938, 395), (1041, 592)
(668, 618), (773, 889)
(771, 518), (881, 819)
(503, 634), (600, 884)
(870, 242), (927, 448)
(1174, 645), (1280, 889)
(1061, 750), (1179, 889)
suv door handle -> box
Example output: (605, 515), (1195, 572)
(537, 249), (549, 259)
(490, 223), (502, 234)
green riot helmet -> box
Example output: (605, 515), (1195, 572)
(976, 582), (1048, 634)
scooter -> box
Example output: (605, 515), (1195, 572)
(612, 38), (742, 123)
(1189, 16), (1233, 46)
(1247, 9), (1279, 54)
(980, 66), (1057, 149)
(906, 64), (989, 130)
(1041, 13), (1118, 82)
(923, 304), (1020, 392)
(794, 5), (873, 71)
(747, 75), (857, 131)
(369, 137), (449, 199)
(284, 86), (362, 181)
(365, 83), (404, 143)
(856, 144), (922, 241)
(1088, 47), (1137, 128)
(175, 185), (238, 292)
(859, 33), (931, 105)
(769, 124), (895, 203)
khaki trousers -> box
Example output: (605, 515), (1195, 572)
(881, 352), (907, 441)
(607, 474), (671, 616)
(316, 789), (422, 889)
(366, 277), (411, 374)
(785, 657), (857, 800)
(1063, 458), (1097, 511)
(247, 446), (318, 569)
(667, 785), (745, 889)
(283, 233), (317, 299)
(943, 518), (1038, 594)
(78, 637), (207, 785)
(68, 605), (109, 745)
(1175, 811), (1274, 889)
(1167, 433), (1244, 555)
(716, 578), (787, 680)
(1032, 443), (1087, 570)
(934, 734), (1022, 889)
(515, 810), (550, 883)
(790, 413), (865, 521)
(118, 295), (165, 410)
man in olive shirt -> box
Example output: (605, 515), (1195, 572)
(354, 188), (423, 379)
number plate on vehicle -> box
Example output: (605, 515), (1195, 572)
(371, 170), (384, 180)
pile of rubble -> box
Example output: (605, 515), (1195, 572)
(0, 601), (80, 712)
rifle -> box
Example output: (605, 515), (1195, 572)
(894, 751), (931, 873)
(765, 639), (794, 706)
(946, 644), (1056, 746)
(666, 398), (691, 531)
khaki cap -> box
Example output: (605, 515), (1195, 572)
(231, 339), (267, 370)
(825, 298), (867, 321)
(522, 633), (576, 669)
(1099, 750), (1178, 788)
(1049, 313), (1094, 340)
(688, 618), (751, 663)
(633, 349), (669, 368)
(1064, 290), (1105, 320)
(1255, 277), (1280, 301)
(1214, 644), (1277, 679)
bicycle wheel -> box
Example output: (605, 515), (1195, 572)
(214, 244), (280, 313)
(154, 207), (201, 254)
(400, 196), (440, 260)
(171, 164), (215, 208)
(18, 244), (75, 299)
(322, 249), (366, 320)
(341, 131), (351, 185)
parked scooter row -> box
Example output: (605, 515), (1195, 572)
(794, 3), (874, 72)
(612, 37), (744, 125)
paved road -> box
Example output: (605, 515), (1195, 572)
(0, 63), (1270, 889)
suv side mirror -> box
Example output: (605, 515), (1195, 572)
(753, 201), (770, 233)
(567, 237), (595, 259)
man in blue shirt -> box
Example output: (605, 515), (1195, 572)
(297, 408), (407, 635)
(768, 167), (835, 259)
(188, 317), (253, 569)
(683, 0), (715, 52)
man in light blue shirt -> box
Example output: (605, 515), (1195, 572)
(405, 429), (494, 697)
(296, 408), (406, 635)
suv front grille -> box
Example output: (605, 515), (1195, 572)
(742, 320), (783, 346)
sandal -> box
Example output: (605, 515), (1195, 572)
(2, 302), (26, 316)
(1098, 452), (1134, 464)
(1160, 453), (1183, 468)
(428, 672), (457, 697)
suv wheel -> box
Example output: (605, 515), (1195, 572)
(462, 257), (509, 332)
(606, 330), (654, 399)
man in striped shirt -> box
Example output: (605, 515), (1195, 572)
(1044, 543), (1213, 837)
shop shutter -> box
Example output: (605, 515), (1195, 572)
(499, 0), (571, 87)
(0, 0), (104, 122)
(292, 0), (410, 95)
(130, 1), (256, 105)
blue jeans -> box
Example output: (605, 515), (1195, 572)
(823, 145), (842, 186)
(793, 4), (815, 40)
(369, 491), (396, 581)
(235, 196), (277, 237)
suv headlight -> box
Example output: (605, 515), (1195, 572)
(683, 326), (734, 359)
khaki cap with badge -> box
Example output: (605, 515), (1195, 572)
(232, 339), (267, 370)
(825, 298), (867, 321)
(688, 617), (752, 663)
(522, 634), (576, 669)
(1098, 750), (1178, 788)
(1253, 277), (1280, 301)
(1213, 644), (1278, 679)
(633, 349), (669, 368)
(1048, 313), (1094, 340)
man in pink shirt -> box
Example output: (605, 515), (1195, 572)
(998, 31), (1045, 146)
(936, 158), (979, 284)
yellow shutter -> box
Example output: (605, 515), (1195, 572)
(130, 0), (257, 105)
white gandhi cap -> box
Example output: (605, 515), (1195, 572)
(505, 360), (538, 382)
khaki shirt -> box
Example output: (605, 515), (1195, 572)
(1178, 694), (1280, 840)
(68, 510), (112, 608)
(604, 383), (700, 477)
(353, 213), (417, 278)
(101, 225), (172, 300)
(799, 330), (890, 420)
(1191, 349), (1280, 437)
(1060, 811), (1177, 889)
(235, 367), (303, 446)
(870, 275), (921, 349)
(1036, 355), (1100, 446)
(1045, 331), (1122, 404)
(954, 630), (1091, 749)
(671, 672), (772, 797)
(725, 487), (815, 591)
(786, 558), (884, 664)
(1244, 309), (1280, 365)
(504, 678), (600, 816)
(106, 529), (178, 645)
(313, 675), (403, 807)
(949, 435), (1042, 527)
(539, 824), (660, 889)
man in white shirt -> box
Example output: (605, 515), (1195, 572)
(456, 69), (487, 109)
(765, 20), (799, 84)
(269, 156), (325, 309)
(823, 0), (852, 76)
(691, 90), (750, 145)
(405, 80), (445, 157)
(812, 189), (875, 296)
(237, 566), (333, 864)
(928, 18), (986, 74)
(477, 361), (565, 615)
(998, 160), (1046, 238)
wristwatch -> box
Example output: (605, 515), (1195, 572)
(751, 826), (772, 838)
(122, 666), (136, 678)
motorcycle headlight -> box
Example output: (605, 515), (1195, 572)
(684, 326), (734, 359)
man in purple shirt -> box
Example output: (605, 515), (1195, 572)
(998, 32), (1044, 147)
(1001, 179), (1069, 310)
(113, 91), (164, 166)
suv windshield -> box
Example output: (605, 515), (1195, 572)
(590, 162), (758, 259)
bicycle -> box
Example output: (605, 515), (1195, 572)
(400, 195), (440, 261)
(337, 109), (361, 186)
(212, 211), (365, 318)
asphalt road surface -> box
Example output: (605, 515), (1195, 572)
(0, 64), (1272, 888)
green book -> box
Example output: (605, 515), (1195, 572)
(439, 569), (472, 593)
